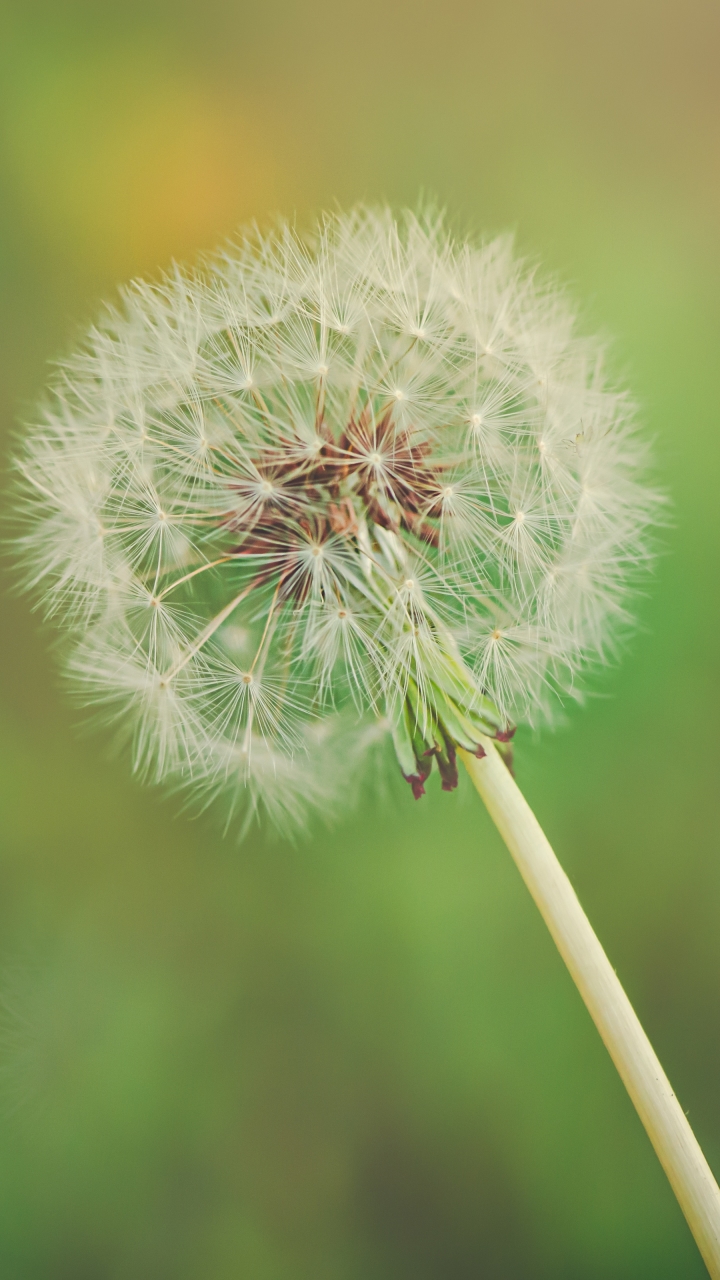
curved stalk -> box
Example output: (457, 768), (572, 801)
(459, 741), (720, 1278)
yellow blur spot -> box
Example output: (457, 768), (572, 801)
(3, 49), (279, 275)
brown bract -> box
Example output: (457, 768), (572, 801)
(226, 407), (450, 602)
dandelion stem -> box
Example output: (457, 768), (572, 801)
(459, 741), (720, 1278)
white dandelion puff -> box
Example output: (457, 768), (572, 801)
(14, 206), (660, 827)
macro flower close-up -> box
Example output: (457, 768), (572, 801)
(3, 4), (720, 1278)
(16, 209), (656, 830)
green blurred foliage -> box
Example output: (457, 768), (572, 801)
(1, 1), (720, 1275)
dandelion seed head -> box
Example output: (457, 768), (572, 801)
(14, 206), (661, 832)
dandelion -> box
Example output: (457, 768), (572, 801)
(13, 207), (720, 1271)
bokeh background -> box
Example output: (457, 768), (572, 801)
(1, 1), (719, 1275)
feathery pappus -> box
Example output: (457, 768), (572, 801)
(14, 207), (659, 833)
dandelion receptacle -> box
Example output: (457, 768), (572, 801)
(14, 207), (720, 1274)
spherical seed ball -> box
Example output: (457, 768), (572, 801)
(14, 207), (660, 832)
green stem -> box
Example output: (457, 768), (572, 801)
(460, 741), (720, 1277)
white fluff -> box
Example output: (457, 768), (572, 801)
(14, 207), (660, 831)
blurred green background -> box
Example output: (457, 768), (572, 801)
(1, 1), (719, 1275)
